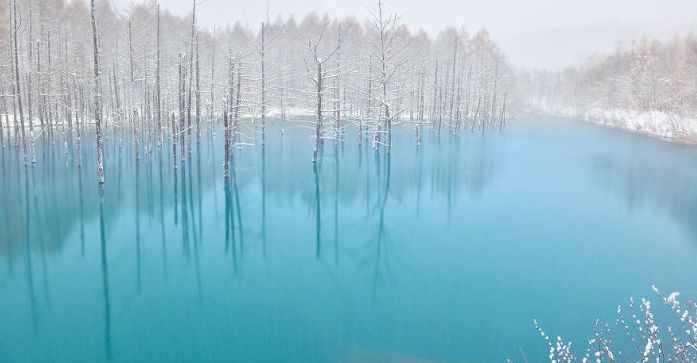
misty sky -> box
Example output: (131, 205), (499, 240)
(111, 0), (697, 69)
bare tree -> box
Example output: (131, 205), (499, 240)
(12, 0), (26, 165)
(366, 0), (411, 151)
(91, 0), (105, 184)
(304, 23), (342, 163)
(155, 2), (162, 146)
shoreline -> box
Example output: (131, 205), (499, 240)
(519, 109), (697, 147)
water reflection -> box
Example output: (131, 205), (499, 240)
(79, 163), (86, 256)
(223, 158), (244, 272)
(158, 148), (168, 278)
(135, 161), (142, 292)
(262, 147), (267, 257)
(333, 147), (340, 265)
(24, 168), (38, 334)
(232, 158), (245, 262)
(372, 152), (391, 303)
(314, 161), (322, 259)
(98, 184), (111, 360)
(591, 148), (697, 241)
(0, 127), (502, 259)
(0, 124), (503, 362)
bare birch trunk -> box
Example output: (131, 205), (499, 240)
(91, 0), (105, 184)
(12, 0), (26, 166)
(313, 61), (322, 163)
(260, 23), (267, 147)
(156, 4), (162, 146)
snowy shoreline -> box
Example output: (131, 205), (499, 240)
(527, 106), (697, 146)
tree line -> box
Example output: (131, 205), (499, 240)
(0, 0), (512, 183)
(521, 35), (697, 134)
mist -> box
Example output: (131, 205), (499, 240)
(111, 0), (697, 69)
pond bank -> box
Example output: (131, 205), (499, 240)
(523, 107), (697, 145)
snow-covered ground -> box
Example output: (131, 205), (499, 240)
(534, 105), (697, 144)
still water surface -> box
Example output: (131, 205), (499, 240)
(1, 119), (697, 362)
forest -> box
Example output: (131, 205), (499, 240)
(0, 0), (513, 182)
(522, 35), (697, 140)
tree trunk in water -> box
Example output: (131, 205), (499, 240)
(195, 34), (201, 143)
(187, 0), (196, 147)
(260, 23), (266, 147)
(155, 4), (162, 146)
(208, 27), (216, 130)
(91, 0), (105, 184)
(313, 62), (322, 163)
(12, 0), (26, 166)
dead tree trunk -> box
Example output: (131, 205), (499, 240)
(195, 28), (201, 142)
(305, 24), (341, 163)
(187, 0), (196, 146)
(314, 61), (322, 163)
(155, 4), (162, 146)
(178, 53), (186, 161)
(233, 59), (242, 143)
(91, 0), (105, 184)
(12, 0), (26, 165)
(260, 22), (267, 147)
(208, 27), (216, 129)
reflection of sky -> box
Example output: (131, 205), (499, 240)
(2, 120), (697, 362)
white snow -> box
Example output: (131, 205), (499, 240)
(535, 103), (697, 144)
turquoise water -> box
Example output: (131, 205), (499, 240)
(1, 119), (697, 362)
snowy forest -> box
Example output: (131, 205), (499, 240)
(0, 0), (512, 180)
(522, 35), (697, 140)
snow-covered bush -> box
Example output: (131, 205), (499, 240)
(528, 286), (697, 363)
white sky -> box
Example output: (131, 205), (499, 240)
(110, 0), (697, 68)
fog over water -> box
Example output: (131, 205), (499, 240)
(112, 0), (697, 68)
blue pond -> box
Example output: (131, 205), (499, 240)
(1, 119), (697, 362)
